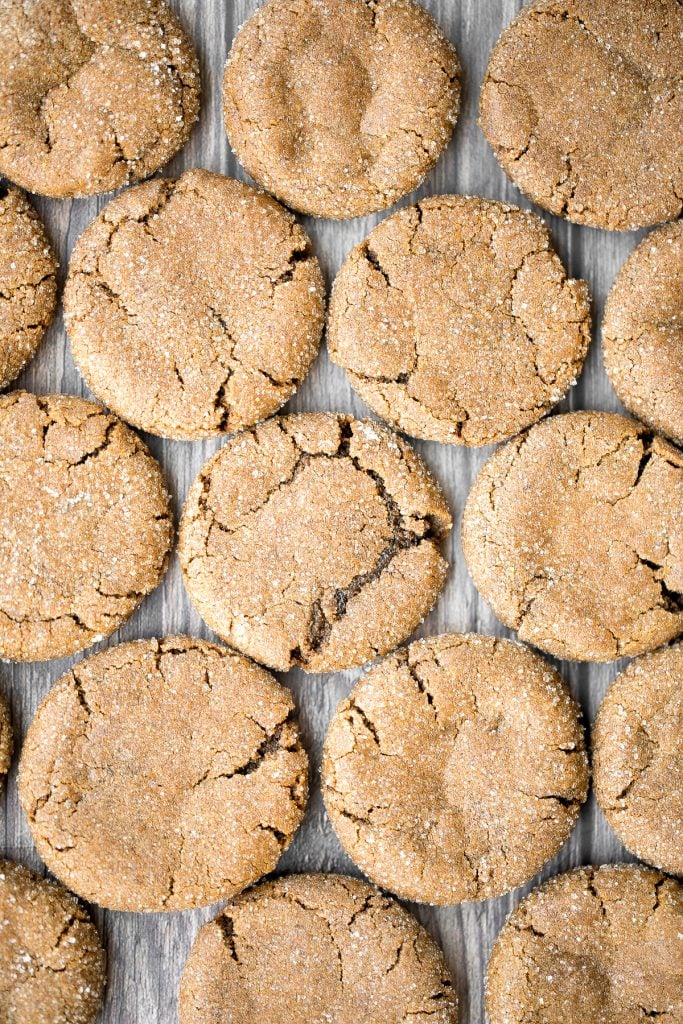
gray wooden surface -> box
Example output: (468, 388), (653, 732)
(0, 1), (649, 1022)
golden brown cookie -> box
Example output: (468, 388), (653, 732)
(0, 391), (172, 662)
(19, 637), (308, 912)
(603, 221), (683, 445)
(328, 195), (590, 445)
(179, 413), (452, 673)
(0, 0), (199, 198)
(179, 873), (458, 1024)
(486, 865), (683, 1024)
(480, 0), (683, 230)
(0, 859), (105, 1024)
(462, 412), (683, 662)
(593, 643), (683, 876)
(223, 0), (460, 219)
(323, 633), (588, 905)
(0, 694), (12, 781)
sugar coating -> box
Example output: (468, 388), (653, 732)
(0, 695), (12, 781)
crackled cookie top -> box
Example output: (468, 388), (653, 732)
(0, 391), (172, 662)
(323, 633), (588, 905)
(328, 195), (590, 446)
(19, 637), (308, 912)
(0, 695), (12, 781)
(223, 0), (460, 219)
(486, 865), (683, 1024)
(179, 414), (452, 673)
(603, 221), (683, 446)
(0, 0), (199, 198)
(0, 860), (105, 1024)
(480, 0), (683, 230)
(462, 412), (683, 662)
(179, 873), (458, 1024)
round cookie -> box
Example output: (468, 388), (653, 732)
(64, 170), (325, 439)
(603, 221), (683, 445)
(323, 633), (588, 905)
(486, 864), (683, 1024)
(328, 195), (590, 446)
(0, 859), (105, 1024)
(0, 187), (57, 390)
(179, 873), (458, 1024)
(0, 695), (13, 781)
(223, 0), (460, 219)
(19, 637), (308, 912)
(480, 0), (683, 230)
(0, 391), (173, 662)
(179, 413), (452, 673)
(462, 411), (683, 662)
(593, 643), (683, 876)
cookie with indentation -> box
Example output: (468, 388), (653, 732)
(323, 633), (588, 904)
(480, 0), (683, 230)
(223, 0), (460, 219)
(19, 637), (308, 912)
(486, 864), (683, 1024)
(593, 643), (683, 876)
(0, 695), (12, 782)
(179, 873), (458, 1024)
(0, 859), (105, 1024)
(462, 411), (683, 662)
(328, 195), (590, 445)
(179, 413), (452, 673)
(0, 391), (173, 662)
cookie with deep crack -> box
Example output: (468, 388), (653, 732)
(19, 637), (308, 912)
(0, 391), (173, 661)
(480, 0), (683, 230)
(462, 411), (683, 662)
(323, 633), (588, 905)
(0, 859), (105, 1024)
(0, 0), (200, 198)
(328, 195), (590, 445)
(603, 221), (683, 445)
(179, 873), (458, 1024)
(179, 413), (452, 673)
(593, 643), (683, 876)
(486, 864), (683, 1024)
(223, 0), (460, 219)
(0, 694), (12, 782)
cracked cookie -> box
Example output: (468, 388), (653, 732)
(18, 637), (308, 912)
(0, 0), (200, 198)
(603, 220), (683, 445)
(179, 873), (458, 1024)
(0, 391), (173, 661)
(462, 411), (683, 662)
(322, 633), (588, 905)
(486, 864), (683, 1024)
(179, 413), (452, 673)
(0, 694), (12, 782)
(328, 195), (590, 446)
(64, 170), (326, 439)
(480, 0), (683, 230)
(0, 859), (105, 1024)
(223, 0), (460, 219)
(593, 642), (683, 876)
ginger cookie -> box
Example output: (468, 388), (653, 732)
(463, 412), (683, 662)
(223, 0), (460, 219)
(486, 864), (683, 1024)
(593, 643), (683, 876)
(0, 391), (172, 662)
(64, 170), (325, 439)
(19, 637), (308, 912)
(0, 187), (57, 390)
(328, 195), (590, 446)
(603, 221), (683, 445)
(0, 859), (105, 1024)
(0, 695), (12, 782)
(0, 0), (199, 199)
(179, 413), (452, 673)
(323, 633), (588, 905)
(179, 873), (458, 1024)
(480, 0), (683, 230)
